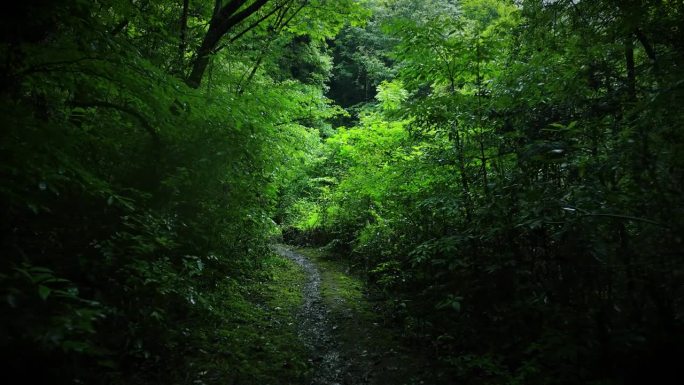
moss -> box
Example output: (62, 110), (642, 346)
(295, 247), (434, 385)
(186, 253), (310, 385)
(262, 253), (307, 311)
(296, 247), (368, 313)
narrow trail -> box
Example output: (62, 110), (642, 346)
(273, 244), (364, 385)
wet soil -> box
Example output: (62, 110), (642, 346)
(273, 244), (357, 385)
(273, 245), (434, 385)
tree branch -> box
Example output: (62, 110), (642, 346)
(110, 19), (129, 36)
(70, 100), (160, 144)
(562, 205), (668, 228)
(213, 0), (293, 53)
(634, 28), (657, 63)
(186, 0), (270, 87)
(579, 213), (668, 228)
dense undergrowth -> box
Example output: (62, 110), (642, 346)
(295, 246), (439, 385)
(2, 1), (683, 384)
(280, 1), (684, 384)
(0, 0), (361, 383)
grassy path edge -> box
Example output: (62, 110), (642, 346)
(293, 246), (436, 385)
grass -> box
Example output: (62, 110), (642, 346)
(298, 247), (369, 313)
(186, 246), (436, 384)
(295, 247), (435, 385)
(186, 252), (311, 385)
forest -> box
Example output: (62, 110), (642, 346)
(0, 0), (682, 384)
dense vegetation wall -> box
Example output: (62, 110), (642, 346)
(280, 1), (684, 383)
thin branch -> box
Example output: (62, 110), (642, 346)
(215, 0), (249, 22)
(219, 0), (268, 30)
(278, 0), (309, 30)
(230, 0), (295, 43)
(237, 1), (305, 93)
(634, 28), (657, 63)
(579, 213), (668, 228)
(213, 0), (292, 53)
(562, 205), (669, 228)
(15, 57), (106, 78)
(110, 19), (129, 36)
(70, 100), (160, 144)
(186, 0), (269, 87)
(238, 55), (264, 94)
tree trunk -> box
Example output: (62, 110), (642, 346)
(177, 0), (190, 73)
(186, 0), (269, 88)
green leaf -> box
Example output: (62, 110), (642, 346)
(38, 285), (51, 300)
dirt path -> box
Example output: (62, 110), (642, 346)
(273, 245), (438, 385)
(273, 244), (363, 385)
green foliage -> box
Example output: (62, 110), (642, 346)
(3, 0), (684, 383)
(286, 0), (684, 383)
(184, 254), (309, 384)
(0, 0), (365, 383)
(284, 0), (370, 41)
(376, 79), (408, 111)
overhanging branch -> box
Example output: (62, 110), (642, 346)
(70, 100), (160, 145)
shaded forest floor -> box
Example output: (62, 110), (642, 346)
(273, 245), (438, 385)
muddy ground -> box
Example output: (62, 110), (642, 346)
(273, 245), (437, 385)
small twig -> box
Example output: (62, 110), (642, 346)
(579, 213), (668, 228)
(561, 204), (669, 228)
